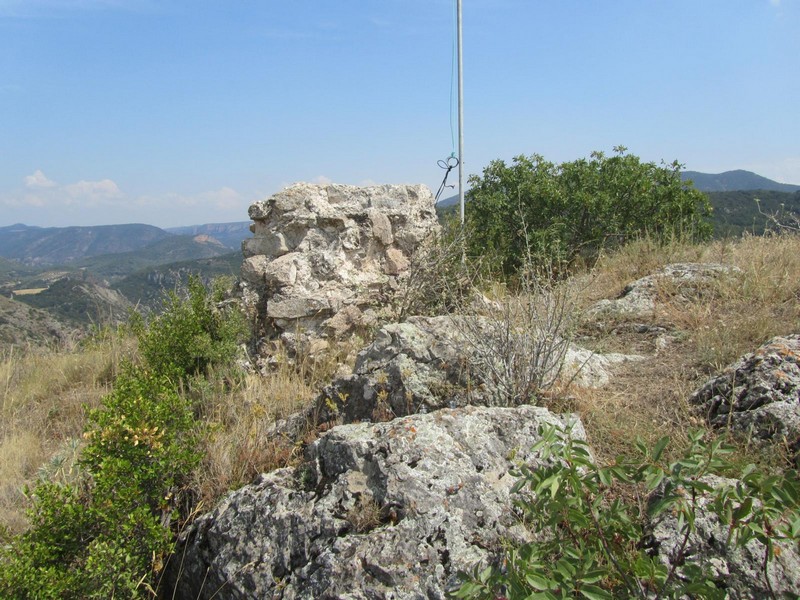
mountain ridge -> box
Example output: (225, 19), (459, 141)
(0, 223), (173, 265)
(681, 169), (800, 193)
(165, 222), (252, 249)
(436, 169), (800, 208)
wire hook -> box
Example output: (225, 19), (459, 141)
(435, 154), (460, 201)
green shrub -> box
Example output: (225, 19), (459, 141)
(0, 278), (247, 598)
(135, 275), (247, 381)
(454, 427), (800, 599)
(0, 369), (198, 598)
(466, 148), (712, 276)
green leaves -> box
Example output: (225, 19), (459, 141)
(465, 149), (712, 277)
(136, 276), (247, 382)
(0, 278), (248, 599)
(454, 425), (800, 600)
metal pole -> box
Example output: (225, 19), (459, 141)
(457, 0), (464, 225)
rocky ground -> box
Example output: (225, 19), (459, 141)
(162, 184), (800, 598)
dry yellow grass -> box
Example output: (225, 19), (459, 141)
(191, 337), (363, 506)
(0, 335), (133, 538)
(562, 232), (800, 465)
(10, 288), (47, 297)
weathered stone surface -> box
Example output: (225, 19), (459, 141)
(562, 347), (646, 388)
(590, 263), (741, 318)
(690, 335), (800, 448)
(650, 475), (800, 598)
(164, 405), (585, 599)
(241, 183), (440, 341)
(384, 246), (410, 275)
(317, 316), (479, 425)
(315, 316), (639, 427)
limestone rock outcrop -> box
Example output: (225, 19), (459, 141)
(240, 183), (440, 343)
(164, 405), (585, 599)
(590, 263), (740, 318)
(313, 316), (641, 427)
(690, 335), (800, 449)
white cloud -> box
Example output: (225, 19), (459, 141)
(7, 174), (123, 211)
(199, 186), (242, 210)
(136, 187), (243, 210)
(23, 194), (45, 207)
(770, 0), (781, 6)
(311, 175), (333, 185)
(64, 178), (122, 201)
(24, 169), (56, 188)
(2, 176), (250, 227)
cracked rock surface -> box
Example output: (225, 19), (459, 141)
(690, 334), (800, 449)
(164, 405), (585, 599)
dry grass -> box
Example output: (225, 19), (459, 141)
(191, 337), (362, 507)
(561, 231), (800, 466)
(0, 334), (134, 538)
(3, 233), (798, 537)
(0, 317), (363, 538)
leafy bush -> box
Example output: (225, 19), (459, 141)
(466, 148), (712, 276)
(0, 278), (247, 598)
(134, 275), (247, 381)
(454, 426), (800, 599)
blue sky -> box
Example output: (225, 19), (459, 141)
(1, 0), (798, 228)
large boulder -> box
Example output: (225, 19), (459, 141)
(690, 335), (800, 449)
(240, 183), (440, 343)
(164, 405), (586, 599)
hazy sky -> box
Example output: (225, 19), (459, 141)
(1, 0), (798, 228)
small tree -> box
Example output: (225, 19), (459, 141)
(466, 148), (712, 276)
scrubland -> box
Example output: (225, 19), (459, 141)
(1, 232), (798, 597)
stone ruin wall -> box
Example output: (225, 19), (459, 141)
(239, 182), (441, 353)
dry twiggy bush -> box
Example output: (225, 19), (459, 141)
(454, 262), (579, 407)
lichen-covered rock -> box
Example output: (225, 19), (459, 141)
(650, 475), (800, 598)
(690, 335), (800, 448)
(590, 263), (740, 318)
(241, 183), (440, 342)
(164, 405), (586, 599)
(316, 316), (481, 425)
(314, 316), (640, 427)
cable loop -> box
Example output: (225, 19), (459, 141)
(435, 155), (460, 201)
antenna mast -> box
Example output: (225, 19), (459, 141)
(457, 0), (465, 225)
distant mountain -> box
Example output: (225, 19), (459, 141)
(0, 294), (73, 350)
(436, 194), (460, 209)
(11, 274), (132, 328)
(75, 235), (232, 283)
(0, 223), (172, 265)
(682, 170), (800, 193)
(113, 252), (242, 309)
(165, 222), (252, 249)
(0, 256), (39, 282)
